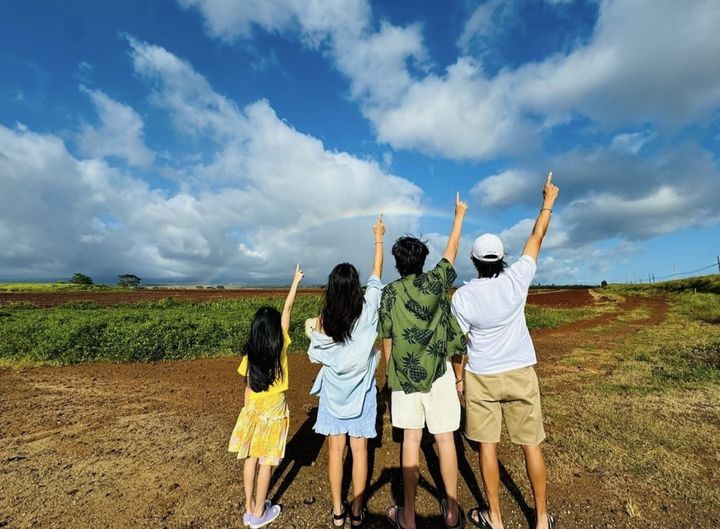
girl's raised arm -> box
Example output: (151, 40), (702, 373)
(372, 213), (385, 278)
(281, 264), (304, 331)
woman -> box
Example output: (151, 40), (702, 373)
(306, 214), (385, 528)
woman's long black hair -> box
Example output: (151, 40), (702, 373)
(245, 306), (284, 393)
(321, 263), (364, 343)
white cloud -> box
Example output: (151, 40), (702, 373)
(471, 143), (720, 247)
(370, 58), (539, 159)
(77, 86), (155, 166)
(177, 0), (369, 43)
(457, 0), (512, 56)
(610, 131), (653, 155)
(0, 40), (424, 283)
(471, 168), (538, 207)
(332, 21), (427, 106)
(380, 0), (720, 158)
(128, 37), (245, 140)
(181, 0), (720, 160)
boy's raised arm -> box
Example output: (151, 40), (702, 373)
(442, 192), (469, 265)
(281, 264), (304, 331)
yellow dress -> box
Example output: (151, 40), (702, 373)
(228, 329), (291, 466)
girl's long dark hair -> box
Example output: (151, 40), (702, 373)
(245, 306), (284, 393)
(321, 263), (364, 343)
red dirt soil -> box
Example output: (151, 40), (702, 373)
(2, 291), (712, 529)
(526, 288), (594, 308)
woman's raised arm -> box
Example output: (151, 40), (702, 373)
(372, 213), (385, 278)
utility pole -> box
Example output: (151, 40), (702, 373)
(717, 255), (720, 274)
(652, 273), (656, 283)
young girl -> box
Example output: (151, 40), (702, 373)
(306, 215), (385, 528)
(229, 265), (304, 529)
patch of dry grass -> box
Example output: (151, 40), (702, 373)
(541, 293), (720, 521)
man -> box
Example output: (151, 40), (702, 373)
(380, 193), (468, 529)
(451, 172), (559, 529)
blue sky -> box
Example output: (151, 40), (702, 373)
(1, 0), (719, 285)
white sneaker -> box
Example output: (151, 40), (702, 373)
(249, 504), (281, 529)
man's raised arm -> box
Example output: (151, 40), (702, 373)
(522, 171), (560, 262)
(442, 192), (469, 265)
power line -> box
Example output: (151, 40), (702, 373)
(654, 262), (717, 281)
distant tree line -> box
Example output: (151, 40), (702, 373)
(68, 273), (142, 288)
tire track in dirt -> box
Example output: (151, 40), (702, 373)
(534, 295), (668, 362)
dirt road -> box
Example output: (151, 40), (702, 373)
(2, 291), (714, 529)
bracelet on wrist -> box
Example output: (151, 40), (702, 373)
(455, 378), (463, 384)
(541, 208), (552, 213)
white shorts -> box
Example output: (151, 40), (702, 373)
(390, 361), (461, 434)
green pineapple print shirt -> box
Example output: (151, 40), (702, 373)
(379, 258), (467, 394)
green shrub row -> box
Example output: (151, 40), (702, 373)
(0, 296), (594, 365)
(612, 275), (720, 295)
(0, 297), (322, 364)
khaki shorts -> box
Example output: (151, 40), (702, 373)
(465, 366), (545, 445)
(391, 362), (461, 434)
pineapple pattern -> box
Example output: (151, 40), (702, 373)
(402, 352), (429, 383)
(412, 274), (443, 296)
(427, 340), (447, 359)
(404, 298), (435, 322)
(380, 283), (397, 314)
(402, 327), (434, 346)
(379, 258), (467, 394)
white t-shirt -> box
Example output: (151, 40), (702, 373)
(451, 255), (537, 375)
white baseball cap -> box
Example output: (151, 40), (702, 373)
(471, 234), (504, 262)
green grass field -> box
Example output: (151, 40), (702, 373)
(610, 274), (720, 295)
(0, 282), (118, 292)
(0, 296), (595, 366)
(543, 289), (720, 519)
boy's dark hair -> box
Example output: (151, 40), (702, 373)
(472, 256), (508, 279)
(245, 306), (284, 393)
(392, 236), (430, 277)
(321, 262), (364, 343)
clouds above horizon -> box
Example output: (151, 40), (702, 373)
(0, 39), (423, 282)
(1, 0), (719, 284)
(173, 0), (720, 282)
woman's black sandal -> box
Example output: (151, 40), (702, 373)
(440, 498), (464, 529)
(331, 502), (348, 527)
(466, 507), (493, 529)
(546, 513), (557, 529)
(386, 505), (405, 529)
(349, 507), (366, 527)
